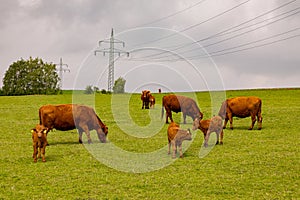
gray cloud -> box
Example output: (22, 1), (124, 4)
(0, 0), (299, 91)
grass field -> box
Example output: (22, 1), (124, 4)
(0, 88), (299, 199)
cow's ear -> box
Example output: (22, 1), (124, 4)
(43, 128), (48, 134)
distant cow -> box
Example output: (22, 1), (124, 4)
(192, 116), (224, 147)
(149, 94), (155, 109)
(39, 104), (108, 144)
(31, 124), (49, 162)
(162, 94), (203, 124)
(167, 122), (192, 158)
(218, 96), (262, 130)
(141, 90), (151, 109)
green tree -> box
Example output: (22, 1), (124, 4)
(2, 57), (60, 95)
(84, 85), (94, 94)
(113, 77), (126, 94)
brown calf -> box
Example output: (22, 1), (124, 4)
(31, 124), (49, 162)
(149, 94), (155, 109)
(192, 116), (224, 147)
(167, 122), (192, 158)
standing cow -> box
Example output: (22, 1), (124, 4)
(161, 94), (203, 124)
(39, 104), (108, 144)
(141, 90), (151, 109)
(192, 116), (224, 147)
(218, 96), (262, 130)
(31, 124), (49, 162)
(167, 122), (192, 158)
(149, 94), (155, 109)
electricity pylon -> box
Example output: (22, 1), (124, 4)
(94, 28), (129, 92)
(55, 58), (70, 88)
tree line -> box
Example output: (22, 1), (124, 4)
(0, 57), (126, 96)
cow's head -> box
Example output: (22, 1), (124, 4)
(218, 101), (227, 119)
(178, 128), (192, 141)
(192, 118), (200, 131)
(31, 124), (48, 138)
(142, 90), (150, 99)
(97, 125), (108, 143)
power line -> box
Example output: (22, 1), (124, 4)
(126, 28), (300, 62)
(131, 0), (252, 47)
(150, 7), (300, 60)
(136, 0), (298, 60)
(131, 0), (208, 28)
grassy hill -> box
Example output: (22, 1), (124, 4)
(0, 88), (299, 199)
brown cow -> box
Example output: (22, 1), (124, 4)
(218, 96), (262, 130)
(192, 116), (224, 147)
(167, 122), (192, 158)
(39, 104), (108, 144)
(31, 124), (49, 162)
(162, 94), (203, 124)
(149, 94), (155, 109)
(141, 90), (151, 109)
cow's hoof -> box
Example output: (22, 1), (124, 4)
(219, 141), (223, 145)
(258, 127), (262, 130)
(180, 155), (183, 158)
(42, 160), (46, 162)
(34, 160), (37, 163)
(88, 140), (92, 144)
(79, 139), (83, 144)
(230, 127), (233, 130)
(248, 127), (253, 130)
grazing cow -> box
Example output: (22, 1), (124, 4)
(149, 94), (155, 109)
(218, 96), (262, 130)
(39, 104), (108, 144)
(141, 90), (151, 109)
(167, 122), (192, 158)
(161, 94), (203, 124)
(31, 124), (49, 162)
(192, 116), (224, 147)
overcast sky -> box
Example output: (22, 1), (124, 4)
(0, 0), (299, 92)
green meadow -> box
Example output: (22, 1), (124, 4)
(0, 88), (299, 199)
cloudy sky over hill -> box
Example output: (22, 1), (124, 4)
(0, 0), (299, 92)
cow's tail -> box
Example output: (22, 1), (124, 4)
(161, 96), (165, 121)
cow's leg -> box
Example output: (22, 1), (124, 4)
(228, 114), (234, 130)
(223, 117), (229, 129)
(41, 145), (46, 162)
(179, 145), (183, 158)
(171, 141), (176, 159)
(204, 131), (211, 147)
(257, 113), (262, 130)
(33, 144), (38, 163)
(219, 129), (224, 145)
(166, 109), (172, 123)
(145, 101), (150, 109)
(78, 130), (83, 144)
(142, 101), (145, 109)
(37, 146), (41, 159)
(79, 124), (92, 144)
(249, 113), (256, 130)
(183, 113), (187, 124)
